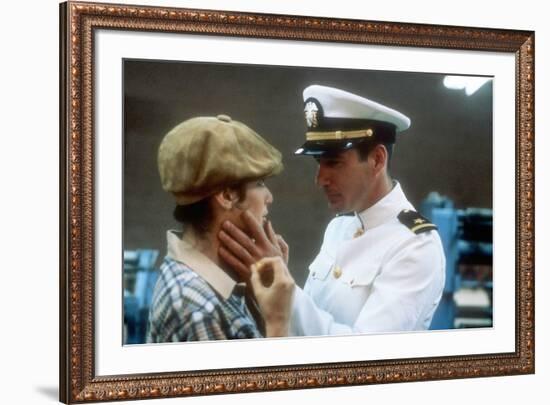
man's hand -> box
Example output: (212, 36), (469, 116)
(249, 256), (295, 337)
(219, 210), (289, 280)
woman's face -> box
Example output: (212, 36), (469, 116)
(234, 179), (274, 225)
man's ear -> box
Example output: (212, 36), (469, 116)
(371, 144), (388, 174)
(212, 188), (239, 210)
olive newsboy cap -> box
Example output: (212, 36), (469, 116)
(158, 114), (283, 205)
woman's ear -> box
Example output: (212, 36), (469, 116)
(212, 188), (239, 210)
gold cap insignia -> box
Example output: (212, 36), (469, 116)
(304, 101), (319, 128)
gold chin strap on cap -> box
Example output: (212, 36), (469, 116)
(305, 128), (374, 141)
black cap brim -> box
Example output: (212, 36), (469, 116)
(294, 139), (361, 156)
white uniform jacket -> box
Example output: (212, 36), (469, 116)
(289, 182), (445, 336)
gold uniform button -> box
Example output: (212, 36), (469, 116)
(353, 228), (364, 238)
(333, 266), (342, 279)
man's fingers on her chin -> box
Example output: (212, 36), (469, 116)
(219, 246), (250, 278)
(218, 246), (236, 267)
(221, 228), (258, 261)
(265, 221), (278, 244)
(242, 211), (264, 232)
(222, 220), (245, 237)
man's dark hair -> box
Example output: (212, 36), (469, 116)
(355, 139), (394, 171)
(173, 182), (248, 234)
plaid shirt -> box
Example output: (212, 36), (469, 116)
(146, 231), (262, 342)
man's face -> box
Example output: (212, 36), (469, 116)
(315, 149), (374, 214)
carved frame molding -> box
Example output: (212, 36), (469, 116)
(60, 1), (535, 403)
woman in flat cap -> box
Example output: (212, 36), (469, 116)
(146, 114), (294, 343)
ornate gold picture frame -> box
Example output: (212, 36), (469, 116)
(60, 1), (535, 403)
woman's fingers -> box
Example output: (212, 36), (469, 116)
(250, 257), (290, 286)
(249, 260), (263, 290)
(248, 256), (295, 338)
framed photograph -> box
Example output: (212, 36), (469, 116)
(60, 1), (535, 402)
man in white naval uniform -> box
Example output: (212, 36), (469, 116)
(290, 182), (444, 335)
(219, 84), (446, 336)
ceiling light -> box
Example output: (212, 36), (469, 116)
(443, 76), (492, 96)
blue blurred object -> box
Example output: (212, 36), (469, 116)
(123, 249), (159, 344)
(421, 192), (493, 330)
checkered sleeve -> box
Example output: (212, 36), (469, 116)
(184, 311), (228, 341)
(146, 257), (257, 342)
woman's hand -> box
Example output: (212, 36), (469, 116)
(249, 256), (295, 337)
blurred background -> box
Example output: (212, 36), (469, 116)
(122, 59), (493, 343)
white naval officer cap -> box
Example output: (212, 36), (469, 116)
(295, 84), (411, 156)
